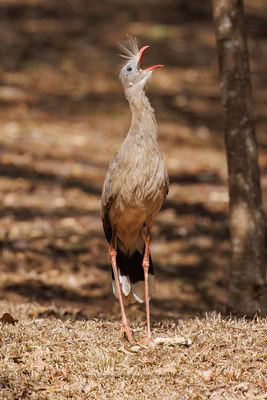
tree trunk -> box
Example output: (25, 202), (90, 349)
(212, 0), (267, 315)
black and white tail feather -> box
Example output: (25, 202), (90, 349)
(111, 238), (155, 304)
(102, 205), (155, 304)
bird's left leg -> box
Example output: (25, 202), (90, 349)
(109, 234), (134, 343)
(142, 226), (152, 340)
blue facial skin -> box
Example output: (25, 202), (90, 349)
(124, 63), (137, 75)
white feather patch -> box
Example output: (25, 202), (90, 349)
(112, 280), (117, 298)
(119, 273), (131, 296)
(132, 281), (144, 303)
(112, 273), (131, 298)
(132, 274), (155, 303)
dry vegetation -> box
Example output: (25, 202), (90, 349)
(0, 302), (267, 400)
(0, 0), (267, 398)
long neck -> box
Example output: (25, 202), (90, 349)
(127, 91), (157, 141)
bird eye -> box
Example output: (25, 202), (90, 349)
(126, 66), (132, 72)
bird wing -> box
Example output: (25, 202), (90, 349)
(101, 155), (118, 244)
(155, 160), (169, 210)
(101, 187), (113, 244)
(163, 163), (169, 200)
(101, 197), (113, 244)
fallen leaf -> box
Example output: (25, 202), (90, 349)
(210, 392), (225, 400)
(139, 356), (154, 365)
(154, 336), (192, 346)
(201, 368), (214, 382)
(0, 312), (18, 325)
(245, 383), (258, 397)
(118, 345), (138, 355)
(130, 345), (141, 353)
(234, 381), (259, 397)
(28, 348), (51, 375)
(83, 381), (98, 394)
(236, 382), (249, 392)
(155, 362), (177, 376)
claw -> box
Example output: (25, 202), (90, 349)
(120, 323), (135, 343)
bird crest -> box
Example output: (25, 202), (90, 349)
(118, 36), (139, 61)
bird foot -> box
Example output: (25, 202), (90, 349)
(120, 323), (135, 343)
(138, 336), (156, 348)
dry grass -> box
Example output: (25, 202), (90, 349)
(0, 302), (266, 400)
(0, 1), (267, 399)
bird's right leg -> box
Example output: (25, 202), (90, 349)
(109, 236), (134, 343)
(142, 226), (152, 341)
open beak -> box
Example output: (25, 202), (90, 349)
(137, 45), (164, 71)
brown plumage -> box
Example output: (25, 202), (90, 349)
(101, 37), (169, 343)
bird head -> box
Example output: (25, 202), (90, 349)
(119, 37), (163, 99)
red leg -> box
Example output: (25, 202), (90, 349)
(109, 242), (134, 343)
(142, 227), (152, 340)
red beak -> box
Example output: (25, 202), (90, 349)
(144, 64), (164, 71)
(137, 45), (164, 71)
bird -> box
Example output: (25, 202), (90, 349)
(101, 37), (169, 343)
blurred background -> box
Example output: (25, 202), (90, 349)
(0, 0), (266, 321)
